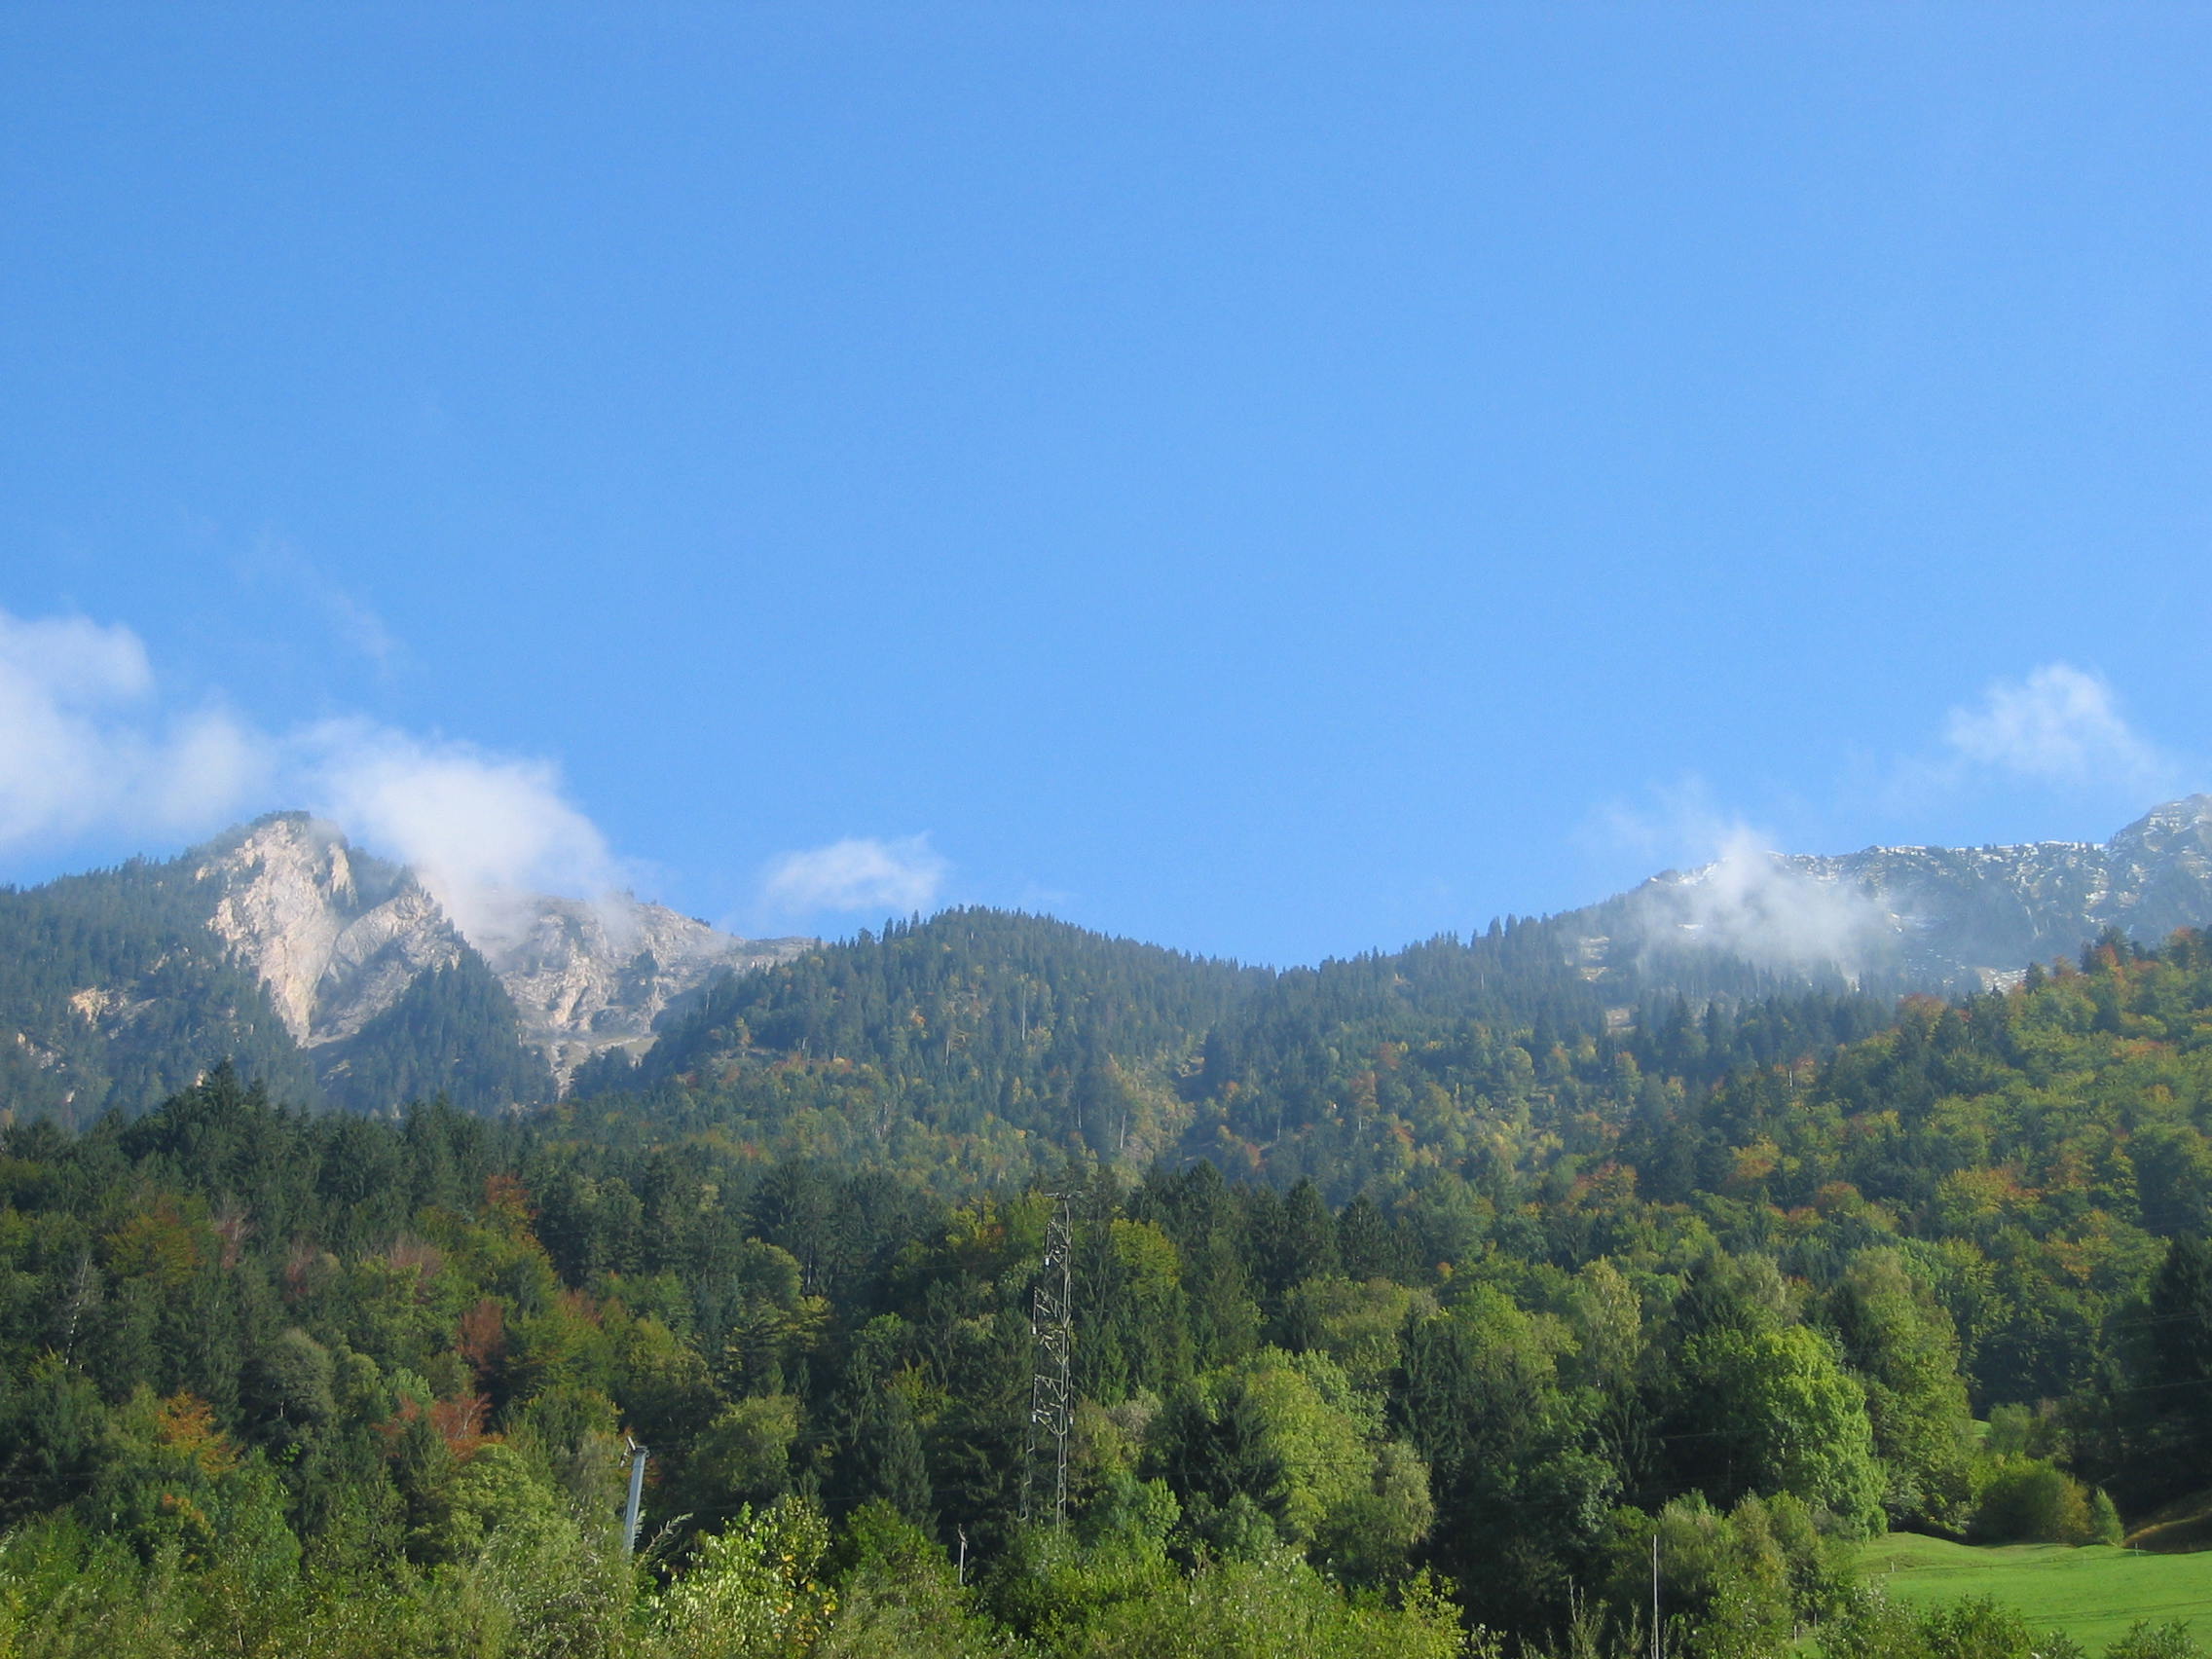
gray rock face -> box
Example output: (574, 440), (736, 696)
(198, 816), (465, 1045)
(192, 814), (806, 1087)
(490, 894), (808, 1087)
(1618, 795), (2212, 990)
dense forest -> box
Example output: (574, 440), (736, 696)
(0, 855), (317, 1122)
(568, 908), (1880, 1199)
(7, 914), (2212, 1655)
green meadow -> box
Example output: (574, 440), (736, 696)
(1860, 1533), (2212, 1653)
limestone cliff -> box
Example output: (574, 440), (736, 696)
(193, 814), (806, 1088)
(199, 817), (466, 1045)
(491, 895), (808, 1087)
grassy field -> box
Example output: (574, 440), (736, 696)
(1859, 1532), (2212, 1652)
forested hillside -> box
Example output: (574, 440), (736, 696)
(9, 932), (2212, 1654)
(570, 907), (1873, 1198)
(12, 802), (2212, 1157)
(0, 848), (554, 1124)
(0, 856), (317, 1122)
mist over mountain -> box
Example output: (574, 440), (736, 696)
(1600, 794), (2212, 994)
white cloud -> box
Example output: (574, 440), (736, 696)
(0, 605), (635, 957)
(1592, 781), (1890, 977)
(147, 709), (275, 830)
(0, 608), (151, 703)
(1940, 663), (2171, 791)
(1632, 823), (1890, 977)
(301, 721), (625, 954)
(763, 835), (947, 916)
(0, 608), (262, 848)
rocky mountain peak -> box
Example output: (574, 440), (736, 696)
(2108, 793), (2212, 859)
(195, 813), (466, 1046)
(488, 892), (809, 1087)
(186, 813), (808, 1088)
(1608, 796), (2212, 993)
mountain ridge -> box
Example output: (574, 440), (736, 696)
(0, 813), (810, 1122)
(1609, 793), (2212, 993)
(10, 798), (2212, 1129)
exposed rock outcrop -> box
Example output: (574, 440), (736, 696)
(1613, 795), (2212, 990)
(491, 895), (808, 1087)
(191, 814), (806, 1088)
(197, 816), (467, 1046)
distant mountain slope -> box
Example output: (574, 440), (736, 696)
(571, 799), (2212, 1193)
(495, 890), (808, 1085)
(198, 814), (810, 1085)
(0, 814), (808, 1123)
(572, 907), (1262, 1173)
(569, 903), (1868, 1192)
(1607, 795), (2212, 993)
(0, 848), (315, 1124)
(10, 799), (2212, 1133)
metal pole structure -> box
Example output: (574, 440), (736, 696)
(1049, 1193), (1072, 1525)
(1651, 1529), (1661, 1659)
(1023, 1193), (1075, 1528)
(623, 1436), (648, 1556)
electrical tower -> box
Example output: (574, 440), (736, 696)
(1023, 1192), (1074, 1527)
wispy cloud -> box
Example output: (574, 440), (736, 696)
(1582, 774), (1740, 874)
(762, 835), (947, 917)
(1586, 779), (1889, 977)
(1630, 824), (1889, 977)
(1584, 661), (2192, 979)
(300, 722), (626, 954)
(150, 710), (276, 831)
(235, 534), (402, 670)
(0, 606), (964, 950)
(0, 604), (633, 954)
(0, 608), (267, 849)
(1938, 662), (2174, 792)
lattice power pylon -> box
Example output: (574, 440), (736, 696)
(1023, 1192), (1074, 1527)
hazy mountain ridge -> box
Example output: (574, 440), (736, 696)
(1612, 795), (2212, 992)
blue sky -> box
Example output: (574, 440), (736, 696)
(3, 5), (2210, 966)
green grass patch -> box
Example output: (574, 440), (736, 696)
(1860, 1532), (2212, 1652)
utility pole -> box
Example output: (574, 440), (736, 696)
(1022, 1192), (1074, 1527)
(623, 1435), (648, 1556)
(1651, 1529), (1661, 1659)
